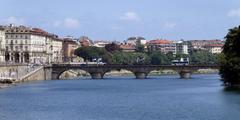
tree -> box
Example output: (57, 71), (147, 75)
(190, 50), (218, 65)
(166, 52), (174, 61)
(135, 44), (145, 53)
(74, 46), (112, 63)
(112, 51), (150, 65)
(220, 26), (240, 87)
(104, 43), (121, 53)
(149, 51), (170, 65)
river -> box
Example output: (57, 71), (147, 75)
(0, 74), (240, 120)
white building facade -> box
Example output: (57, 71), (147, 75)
(175, 40), (189, 54)
(0, 28), (5, 62)
(204, 44), (223, 54)
(1, 25), (63, 64)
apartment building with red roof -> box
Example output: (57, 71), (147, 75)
(146, 39), (176, 54)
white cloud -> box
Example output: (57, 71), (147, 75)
(120, 11), (141, 21)
(228, 8), (240, 17)
(0, 16), (25, 25)
(164, 22), (177, 29)
(53, 18), (80, 29)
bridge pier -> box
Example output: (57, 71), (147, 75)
(134, 72), (148, 79)
(179, 70), (192, 79)
(90, 72), (104, 79)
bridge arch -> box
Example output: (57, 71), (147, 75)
(53, 68), (93, 80)
(106, 67), (158, 79)
(59, 69), (90, 79)
(104, 69), (134, 78)
(51, 67), (110, 80)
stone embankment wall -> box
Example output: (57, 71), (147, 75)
(0, 65), (48, 84)
(19, 66), (45, 82)
(0, 66), (18, 80)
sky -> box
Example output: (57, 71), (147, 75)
(0, 0), (240, 41)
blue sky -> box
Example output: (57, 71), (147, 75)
(0, 0), (240, 41)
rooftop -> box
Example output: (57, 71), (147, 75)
(147, 39), (173, 44)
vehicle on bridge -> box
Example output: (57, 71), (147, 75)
(171, 58), (189, 66)
(68, 61), (106, 67)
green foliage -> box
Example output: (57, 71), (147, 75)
(135, 44), (145, 53)
(74, 46), (112, 63)
(175, 52), (190, 60)
(166, 52), (175, 61)
(112, 51), (150, 65)
(74, 44), (222, 67)
(149, 51), (170, 65)
(220, 26), (240, 86)
(190, 50), (218, 65)
(104, 43), (121, 53)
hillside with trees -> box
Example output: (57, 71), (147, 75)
(74, 43), (221, 65)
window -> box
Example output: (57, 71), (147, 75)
(25, 46), (28, 51)
(15, 46), (18, 51)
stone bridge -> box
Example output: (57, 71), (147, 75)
(44, 64), (220, 80)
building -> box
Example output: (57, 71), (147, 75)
(33, 28), (63, 63)
(125, 36), (146, 46)
(119, 44), (136, 52)
(3, 25), (46, 63)
(79, 36), (94, 47)
(147, 39), (176, 54)
(63, 38), (79, 62)
(204, 44), (223, 54)
(188, 39), (224, 54)
(175, 40), (190, 54)
(93, 40), (111, 48)
(1, 24), (63, 64)
(0, 27), (5, 62)
(52, 38), (63, 63)
(189, 39), (223, 50)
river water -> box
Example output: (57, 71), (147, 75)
(0, 74), (240, 120)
